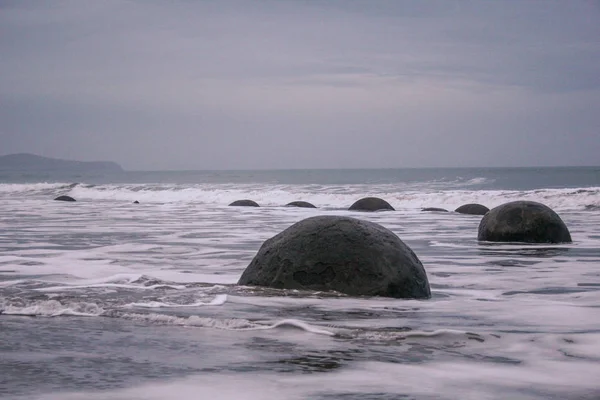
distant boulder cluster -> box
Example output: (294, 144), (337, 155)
(227, 197), (491, 215)
(229, 196), (572, 299)
(227, 196), (571, 244)
(54, 193), (572, 300)
(228, 199), (316, 208)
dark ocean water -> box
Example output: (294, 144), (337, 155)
(1, 166), (599, 189)
(1, 167), (599, 399)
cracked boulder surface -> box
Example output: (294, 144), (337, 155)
(478, 201), (572, 243)
(238, 216), (431, 299)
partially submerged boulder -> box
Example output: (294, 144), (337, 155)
(348, 197), (395, 212)
(238, 216), (430, 299)
(478, 201), (572, 243)
(133, 200), (140, 204)
(455, 203), (489, 215)
(229, 200), (260, 207)
(285, 201), (317, 208)
(54, 195), (76, 202)
(422, 207), (448, 212)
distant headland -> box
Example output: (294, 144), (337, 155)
(0, 153), (123, 172)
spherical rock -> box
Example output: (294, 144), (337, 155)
(455, 203), (489, 215)
(348, 197), (395, 212)
(478, 201), (572, 243)
(285, 201), (317, 208)
(422, 207), (448, 212)
(238, 216), (430, 299)
(54, 195), (76, 202)
(133, 200), (140, 204)
(229, 200), (260, 207)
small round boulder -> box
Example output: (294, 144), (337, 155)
(238, 216), (430, 299)
(285, 201), (317, 208)
(348, 197), (395, 212)
(422, 207), (448, 212)
(229, 200), (260, 207)
(478, 201), (572, 243)
(54, 195), (76, 202)
(455, 203), (489, 215)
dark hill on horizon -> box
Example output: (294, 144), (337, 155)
(0, 153), (123, 172)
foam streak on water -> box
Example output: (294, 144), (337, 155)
(0, 181), (599, 211)
(1, 167), (600, 400)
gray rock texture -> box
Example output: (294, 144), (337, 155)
(455, 203), (489, 215)
(54, 195), (76, 202)
(478, 201), (572, 243)
(229, 200), (260, 207)
(238, 216), (430, 299)
(422, 207), (448, 212)
(285, 201), (317, 208)
(348, 197), (395, 212)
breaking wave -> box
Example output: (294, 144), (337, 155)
(0, 297), (334, 336)
(0, 181), (597, 211)
(1, 299), (104, 317)
(123, 294), (228, 308)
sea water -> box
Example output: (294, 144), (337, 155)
(1, 167), (599, 400)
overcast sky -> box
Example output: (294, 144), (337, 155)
(1, 0), (599, 170)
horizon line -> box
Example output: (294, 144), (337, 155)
(124, 165), (600, 173)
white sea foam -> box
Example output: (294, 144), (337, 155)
(429, 241), (474, 248)
(1, 182), (598, 210)
(0, 182), (72, 194)
(1, 299), (104, 317)
(2, 172), (600, 400)
(114, 312), (262, 330)
(0, 279), (26, 287)
(60, 273), (144, 285)
(256, 319), (336, 336)
(67, 185), (600, 210)
(33, 358), (600, 400)
(35, 283), (187, 292)
(112, 311), (336, 335)
(19, 272), (189, 292)
(396, 328), (480, 339)
(0, 297), (332, 336)
(124, 294), (228, 308)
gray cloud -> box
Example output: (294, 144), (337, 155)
(1, 0), (599, 170)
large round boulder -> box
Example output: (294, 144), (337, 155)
(348, 197), (395, 212)
(54, 195), (76, 202)
(455, 203), (489, 215)
(285, 201), (317, 208)
(229, 199), (260, 207)
(478, 201), (572, 243)
(238, 216), (430, 299)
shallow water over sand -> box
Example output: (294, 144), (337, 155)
(1, 168), (600, 399)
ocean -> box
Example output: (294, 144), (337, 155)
(1, 166), (599, 400)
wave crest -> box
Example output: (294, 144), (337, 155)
(0, 182), (597, 210)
